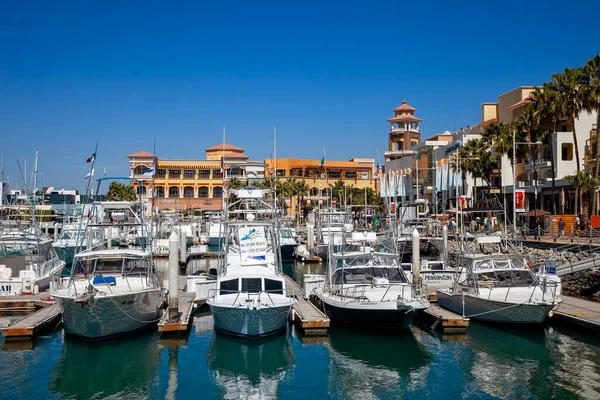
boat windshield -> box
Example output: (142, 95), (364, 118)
(74, 257), (149, 276)
(473, 269), (535, 287)
(331, 267), (407, 285)
(280, 229), (293, 239)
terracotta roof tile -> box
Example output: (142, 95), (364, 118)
(127, 150), (154, 158)
(387, 114), (423, 123)
(507, 97), (533, 111)
(393, 100), (416, 113)
(205, 143), (244, 152)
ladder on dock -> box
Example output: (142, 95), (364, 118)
(158, 292), (197, 334)
(1, 303), (62, 340)
(421, 303), (470, 333)
(284, 275), (329, 335)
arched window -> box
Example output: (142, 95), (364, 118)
(136, 185), (147, 195)
(198, 187), (209, 198)
(310, 187), (319, 196)
(183, 187), (194, 198)
(155, 187), (165, 198)
(169, 187), (179, 198)
(213, 187), (223, 198)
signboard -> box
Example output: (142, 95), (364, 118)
(546, 259), (556, 274)
(389, 203), (396, 216)
(238, 226), (267, 264)
(515, 190), (525, 213)
(457, 196), (468, 211)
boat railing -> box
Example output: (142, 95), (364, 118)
(208, 287), (297, 307)
(477, 278), (561, 304)
(334, 282), (427, 303)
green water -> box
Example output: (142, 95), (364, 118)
(1, 262), (600, 399)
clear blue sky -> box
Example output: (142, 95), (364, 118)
(1, 0), (599, 192)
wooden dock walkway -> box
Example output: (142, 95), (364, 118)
(552, 295), (600, 332)
(284, 275), (329, 335)
(1, 303), (62, 340)
(158, 292), (197, 334)
(0, 292), (54, 314)
(420, 303), (470, 333)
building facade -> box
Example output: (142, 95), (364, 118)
(128, 144), (265, 212)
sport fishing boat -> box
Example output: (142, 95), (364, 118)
(53, 218), (103, 265)
(436, 237), (562, 324)
(206, 212), (224, 248)
(313, 209), (354, 261)
(308, 247), (429, 330)
(0, 225), (65, 295)
(278, 226), (299, 262)
(207, 188), (296, 338)
(50, 180), (165, 340)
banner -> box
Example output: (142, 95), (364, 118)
(515, 190), (525, 213)
(457, 196), (468, 211)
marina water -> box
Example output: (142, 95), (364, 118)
(1, 260), (600, 400)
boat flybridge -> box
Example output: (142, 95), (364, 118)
(436, 235), (562, 324)
(206, 187), (296, 338)
(50, 178), (165, 340)
(313, 209), (354, 260)
(0, 214), (66, 295)
(307, 239), (430, 330)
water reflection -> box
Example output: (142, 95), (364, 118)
(50, 333), (161, 400)
(206, 332), (295, 400)
(326, 328), (430, 398)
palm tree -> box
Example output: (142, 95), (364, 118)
(553, 67), (587, 172)
(583, 54), (600, 215)
(107, 182), (137, 201)
(227, 177), (244, 190)
(282, 178), (298, 216)
(459, 138), (493, 203)
(295, 180), (309, 222)
(565, 171), (596, 218)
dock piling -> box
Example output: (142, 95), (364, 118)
(168, 231), (179, 321)
(442, 224), (448, 264)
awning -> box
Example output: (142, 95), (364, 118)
(522, 209), (550, 217)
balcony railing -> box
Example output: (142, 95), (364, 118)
(524, 159), (552, 171)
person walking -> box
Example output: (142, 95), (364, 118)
(575, 215), (580, 236)
(558, 218), (565, 239)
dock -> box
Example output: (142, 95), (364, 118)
(0, 293), (55, 315)
(1, 303), (62, 340)
(420, 303), (470, 333)
(552, 295), (600, 332)
(284, 275), (329, 335)
(158, 292), (197, 334)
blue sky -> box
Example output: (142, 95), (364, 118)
(1, 0), (599, 192)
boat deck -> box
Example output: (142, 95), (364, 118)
(1, 303), (62, 340)
(158, 292), (197, 334)
(284, 275), (329, 335)
(552, 295), (600, 332)
(420, 303), (470, 333)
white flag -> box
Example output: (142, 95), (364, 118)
(84, 168), (95, 179)
(142, 168), (154, 177)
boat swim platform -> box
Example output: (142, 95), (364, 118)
(419, 303), (470, 333)
(158, 292), (198, 334)
(284, 275), (329, 335)
(551, 295), (600, 333)
(295, 255), (322, 264)
(1, 303), (62, 340)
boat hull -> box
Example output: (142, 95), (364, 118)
(280, 244), (297, 262)
(311, 293), (418, 330)
(436, 290), (555, 324)
(209, 303), (292, 338)
(56, 289), (164, 340)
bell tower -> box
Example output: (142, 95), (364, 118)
(387, 100), (422, 151)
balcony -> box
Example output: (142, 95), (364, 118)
(517, 179), (546, 188)
(524, 159), (552, 172)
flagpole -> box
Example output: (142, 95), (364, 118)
(151, 136), (157, 218)
(221, 126), (225, 212)
(323, 148), (329, 209)
(86, 140), (99, 201)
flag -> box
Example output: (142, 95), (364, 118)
(86, 152), (96, 163)
(143, 168), (154, 177)
(84, 168), (94, 179)
(318, 156), (325, 171)
(375, 163), (380, 177)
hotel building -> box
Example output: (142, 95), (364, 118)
(128, 144), (264, 211)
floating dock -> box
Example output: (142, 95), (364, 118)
(420, 303), (470, 333)
(158, 292), (197, 334)
(552, 295), (600, 332)
(1, 303), (62, 340)
(284, 275), (329, 335)
(0, 293), (55, 314)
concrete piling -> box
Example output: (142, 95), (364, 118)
(169, 231), (179, 321)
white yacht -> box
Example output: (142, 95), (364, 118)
(207, 188), (296, 338)
(53, 219), (103, 265)
(436, 247), (562, 324)
(0, 229), (65, 295)
(206, 212), (224, 248)
(308, 249), (429, 330)
(278, 226), (298, 262)
(401, 257), (464, 289)
(314, 209), (354, 260)
(51, 192), (165, 339)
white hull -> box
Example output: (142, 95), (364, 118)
(55, 289), (164, 339)
(209, 301), (293, 337)
(436, 290), (555, 324)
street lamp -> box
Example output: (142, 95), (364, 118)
(512, 128), (543, 238)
